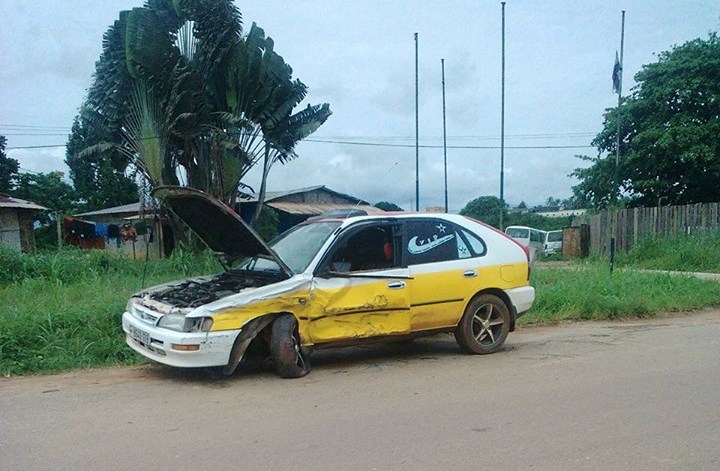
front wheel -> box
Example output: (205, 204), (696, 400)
(454, 294), (510, 354)
(270, 314), (311, 378)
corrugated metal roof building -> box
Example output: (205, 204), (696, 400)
(75, 202), (167, 259)
(0, 194), (49, 252)
(238, 185), (384, 232)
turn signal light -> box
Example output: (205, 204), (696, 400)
(171, 344), (200, 351)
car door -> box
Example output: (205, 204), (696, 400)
(404, 218), (487, 331)
(306, 221), (411, 344)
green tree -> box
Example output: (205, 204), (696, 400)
(0, 136), (20, 193)
(506, 212), (572, 231)
(572, 32), (720, 208)
(233, 24), (331, 226)
(374, 201), (404, 212)
(66, 118), (138, 211)
(71, 2), (330, 216)
(256, 205), (279, 241)
(459, 196), (507, 229)
(544, 197), (561, 208)
(11, 172), (76, 221)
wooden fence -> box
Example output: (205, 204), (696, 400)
(583, 202), (720, 255)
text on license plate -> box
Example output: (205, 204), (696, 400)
(129, 324), (151, 345)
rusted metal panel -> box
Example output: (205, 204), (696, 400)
(267, 202), (385, 215)
(0, 195), (49, 211)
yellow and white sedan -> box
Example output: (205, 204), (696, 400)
(122, 187), (535, 378)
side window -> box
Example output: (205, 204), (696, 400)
(458, 229), (487, 258)
(324, 223), (400, 273)
(405, 220), (459, 265)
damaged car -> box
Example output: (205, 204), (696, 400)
(122, 187), (535, 378)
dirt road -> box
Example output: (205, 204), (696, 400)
(2, 310), (720, 470)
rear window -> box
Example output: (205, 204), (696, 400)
(505, 227), (529, 238)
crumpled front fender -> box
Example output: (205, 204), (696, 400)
(221, 315), (278, 376)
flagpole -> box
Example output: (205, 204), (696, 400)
(441, 58), (448, 213)
(415, 32), (420, 212)
(615, 12), (625, 195)
(610, 10), (625, 273)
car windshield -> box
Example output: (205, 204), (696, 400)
(547, 231), (563, 242)
(506, 227), (529, 238)
(237, 221), (341, 274)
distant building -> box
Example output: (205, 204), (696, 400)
(73, 185), (380, 258)
(238, 185), (384, 233)
(75, 202), (170, 259)
(0, 194), (48, 252)
(534, 209), (587, 218)
(425, 206), (445, 213)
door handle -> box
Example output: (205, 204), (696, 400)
(387, 281), (406, 289)
(463, 270), (477, 278)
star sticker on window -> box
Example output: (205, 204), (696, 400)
(436, 223), (446, 233)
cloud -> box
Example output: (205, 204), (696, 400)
(9, 148), (70, 177)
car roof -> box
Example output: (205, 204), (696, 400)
(307, 212), (467, 225)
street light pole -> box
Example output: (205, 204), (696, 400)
(415, 32), (420, 212)
(442, 58), (448, 213)
(499, 1), (506, 230)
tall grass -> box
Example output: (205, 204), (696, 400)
(523, 263), (720, 325)
(0, 248), (221, 376)
(616, 232), (720, 273)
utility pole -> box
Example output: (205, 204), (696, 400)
(56, 211), (62, 250)
(499, 1), (506, 230)
(441, 58), (448, 213)
(415, 32), (420, 212)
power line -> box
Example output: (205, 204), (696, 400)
(1, 123), (596, 140)
(2, 133), (69, 136)
(6, 140), (596, 151)
(18, 167), (42, 175)
(0, 124), (70, 130)
(6, 144), (67, 150)
(303, 139), (593, 150)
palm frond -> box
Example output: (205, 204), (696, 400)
(174, 20), (197, 62)
(123, 82), (169, 186)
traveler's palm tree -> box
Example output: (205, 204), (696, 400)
(74, 0), (329, 210)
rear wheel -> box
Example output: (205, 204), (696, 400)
(454, 294), (510, 354)
(270, 314), (310, 378)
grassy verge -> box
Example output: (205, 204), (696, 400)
(0, 248), (221, 376)
(616, 232), (720, 273)
(521, 263), (720, 325)
(2, 248), (720, 376)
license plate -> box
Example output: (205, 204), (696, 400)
(129, 324), (151, 345)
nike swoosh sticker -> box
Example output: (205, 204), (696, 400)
(408, 234), (455, 254)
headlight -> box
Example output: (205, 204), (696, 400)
(126, 298), (136, 313)
(157, 313), (186, 331)
(157, 314), (213, 332)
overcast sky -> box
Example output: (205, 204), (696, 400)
(1, 1), (718, 211)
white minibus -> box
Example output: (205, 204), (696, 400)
(504, 226), (545, 262)
(544, 230), (563, 255)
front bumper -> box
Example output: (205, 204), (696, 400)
(122, 311), (241, 368)
(506, 286), (535, 318)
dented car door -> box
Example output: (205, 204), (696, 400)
(305, 221), (411, 344)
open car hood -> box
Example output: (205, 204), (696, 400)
(153, 186), (292, 276)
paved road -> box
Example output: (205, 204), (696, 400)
(2, 310), (720, 470)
